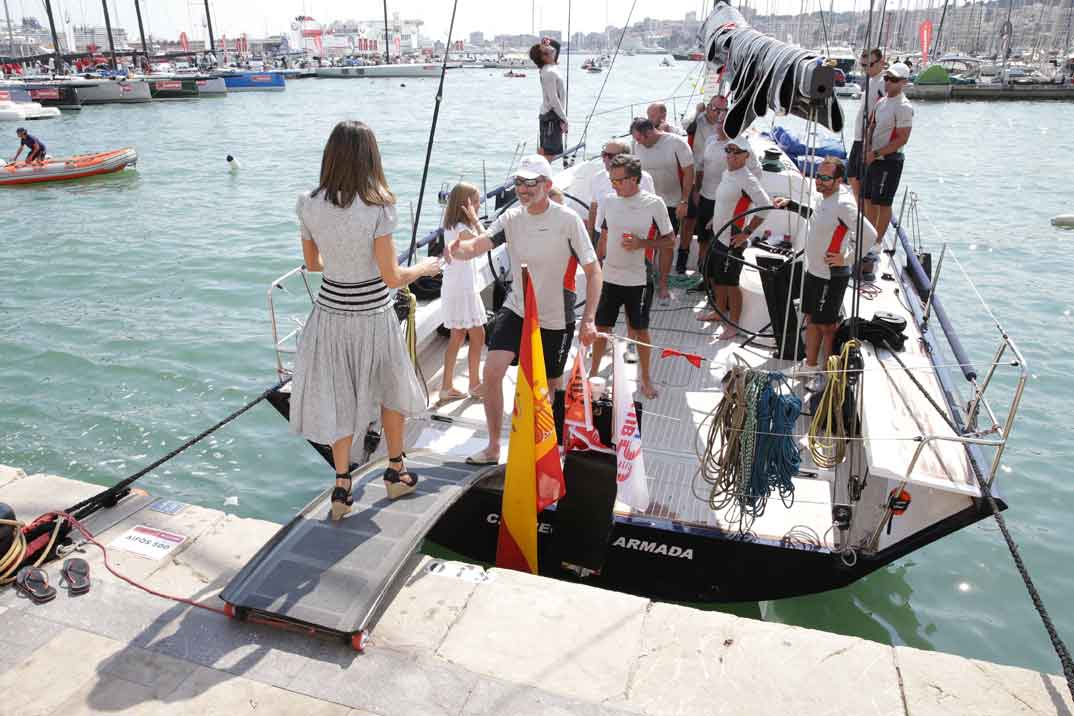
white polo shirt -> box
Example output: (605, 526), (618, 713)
(710, 166), (771, 247)
(868, 92), (913, 154)
(632, 132), (693, 206)
(805, 188), (878, 280)
(600, 190), (674, 286)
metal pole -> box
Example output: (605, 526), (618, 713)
(565, 0), (571, 117)
(3, 0), (15, 56)
(133, 0), (148, 69)
(100, 0), (117, 69)
(921, 243), (946, 330)
(43, 0), (64, 73)
(203, 0), (215, 52)
(1065, 0), (1074, 54)
(382, 0), (390, 64)
(1001, 0), (1014, 85)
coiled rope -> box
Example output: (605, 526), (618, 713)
(753, 373), (802, 508)
(808, 339), (861, 469)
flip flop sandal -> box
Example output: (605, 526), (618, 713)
(15, 566), (57, 604)
(61, 557), (91, 595)
(465, 451), (498, 466)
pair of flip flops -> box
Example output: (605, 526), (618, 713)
(14, 558), (90, 604)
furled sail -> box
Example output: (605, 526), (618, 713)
(698, 1), (843, 137)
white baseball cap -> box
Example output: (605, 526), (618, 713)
(727, 135), (752, 153)
(514, 154), (553, 180)
(886, 62), (910, 80)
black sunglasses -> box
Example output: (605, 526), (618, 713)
(724, 146), (747, 155)
(884, 76), (903, 82)
(514, 177), (542, 187)
(815, 173), (837, 182)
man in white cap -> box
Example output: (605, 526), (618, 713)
(862, 61), (913, 246)
(448, 154), (603, 465)
(700, 135), (771, 339)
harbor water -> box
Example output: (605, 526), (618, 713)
(2, 56), (1072, 675)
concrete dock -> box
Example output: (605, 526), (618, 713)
(1, 464), (1071, 716)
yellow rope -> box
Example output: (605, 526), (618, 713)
(808, 340), (861, 469)
(0, 517), (65, 585)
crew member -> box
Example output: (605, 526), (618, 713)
(646, 102), (685, 135)
(847, 48), (886, 201)
(13, 128), (46, 164)
(693, 96), (730, 284)
(703, 135), (771, 339)
(529, 37), (566, 160)
(774, 158), (877, 391)
(863, 62), (913, 246)
(590, 154), (675, 399)
(448, 155), (602, 466)
(680, 95), (727, 274)
(587, 140), (655, 239)
(630, 117), (694, 301)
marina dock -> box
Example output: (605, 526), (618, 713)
(1, 463), (1070, 715)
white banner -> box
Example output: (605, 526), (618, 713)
(613, 340), (650, 511)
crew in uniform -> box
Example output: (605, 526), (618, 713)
(703, 135), (771, 340)
(774, 157), (878, 391)
(862, 62), (913, 245)
(13, 128), (46, 164)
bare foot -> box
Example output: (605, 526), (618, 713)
(438, 388), (466, 404)
(640, 382), (660, 399)
(721, 327), (738, 341)
(696, 310), (721, 322)
(468, 384), (485, 400)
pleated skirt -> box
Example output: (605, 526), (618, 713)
(289, 304), (427, 453)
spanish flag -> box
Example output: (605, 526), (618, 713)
(496, 265), (566, 574)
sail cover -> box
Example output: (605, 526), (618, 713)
(698, 1), (843, 137)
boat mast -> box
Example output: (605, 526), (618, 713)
(43, 0), (64, 72)
(3, 0), (15, 57)
(203, 0), (215, 52)
(1001, 0), (1014, 84)
(1065, 0), (1074, 55)
(933, 0), (950, 58)
(100, 0), (117, 68)
(132, 0), (148, 69)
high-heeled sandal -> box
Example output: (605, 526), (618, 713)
(330, 473), (353, 521)
(383, 453), (419, 500)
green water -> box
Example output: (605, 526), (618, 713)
(2, 57), (1073, 675)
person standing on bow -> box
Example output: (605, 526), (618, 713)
(630, 117), (694, 301)
(290, 121), (441, 520)
(847, 49), (887, 202)
(438, 182), (487, 404)
(529, 37), (566, 160)
(862, 62), (913, 247)
(12, 128), (46, 164)
(590, 154), (675, 400)
(774, 158), (877, 391)
(448, 155), (602, 466)
(702, 135), (771, 338)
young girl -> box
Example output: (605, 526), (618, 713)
(439, 183), (487, 402)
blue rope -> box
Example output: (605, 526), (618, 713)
(751, 373), (802, 513)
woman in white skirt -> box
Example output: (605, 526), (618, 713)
(290, 120), (441, 520)
(438, 182), (487, 403)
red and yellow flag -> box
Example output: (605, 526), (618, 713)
(496, 266), (566, 574)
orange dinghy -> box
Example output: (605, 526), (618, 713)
(1, 148), (138, 186)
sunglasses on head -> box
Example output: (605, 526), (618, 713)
(514, 176), (542, 187)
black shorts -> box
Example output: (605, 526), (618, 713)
(686, 190), (700, 219)
(486, 306), (574, 379)
(595, 281), (654, 330)
(696, 197), (715, 242)
(847, 140), (864, 180)
(707, 240), (746, 286)
(539, 110), (564, 156)
(666, 206), (680, 235)
(801, 271), (850, 324)
(862, 158), (904, 207)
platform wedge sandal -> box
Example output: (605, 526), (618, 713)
(330, 474), (354, 521)
(383, 454), (419, 500)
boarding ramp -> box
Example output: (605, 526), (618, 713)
(219, 449), (488, 648)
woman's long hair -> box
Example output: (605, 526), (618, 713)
(312, 120), (396, 209)
(442, 182), (480, 230)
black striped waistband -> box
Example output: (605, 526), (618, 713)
(316, 275), (391, 313)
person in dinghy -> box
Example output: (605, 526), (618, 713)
(12, 128), (46, 165)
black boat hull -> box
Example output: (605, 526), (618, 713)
(267, 388), (1003, 603)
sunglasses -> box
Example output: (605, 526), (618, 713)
(514, 177), (542, 187)
(610, 175), (637, 185)
(724, 146), (747, 155)
(815, 173), (837, 182)
(884, 76), (903, 82)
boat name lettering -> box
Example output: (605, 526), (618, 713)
(155, 81), (182, 90)
(30, 88), (60, 100)
(485, 513), (553, 534)
(612, 537), (694, 560)
(0, 91), (9, 100)
(251, 75), (272, 82)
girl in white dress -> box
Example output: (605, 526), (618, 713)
(438, 183), (487, 402)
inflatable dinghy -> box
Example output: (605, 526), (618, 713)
(1, 148), (137, 186)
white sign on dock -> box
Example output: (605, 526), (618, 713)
(110, 524), (187, 560)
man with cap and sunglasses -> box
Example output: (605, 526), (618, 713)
(862, 61), (913, 246)
(448, 154), (602, 466)
(699, 134), (771, 338)
(774, 157), (878, 392)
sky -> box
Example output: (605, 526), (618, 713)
(24, 0), (876, 44)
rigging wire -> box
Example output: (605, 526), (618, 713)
(579, 0), (639, 152)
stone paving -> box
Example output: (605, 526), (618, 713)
(1, 466), (1072, 716)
